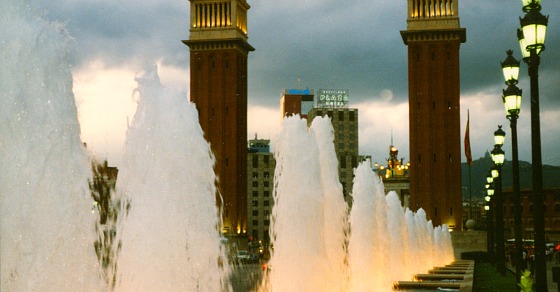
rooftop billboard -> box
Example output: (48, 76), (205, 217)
(317, 89), (349, 108)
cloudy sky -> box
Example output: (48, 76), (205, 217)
(29, 0), (560, 167)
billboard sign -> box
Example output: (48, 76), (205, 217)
(317, 89), (349, 108)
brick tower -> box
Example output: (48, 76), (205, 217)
(183, 0), (254, 235)
(400, 0), (466, 230)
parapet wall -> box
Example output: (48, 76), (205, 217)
(451, 230), (487, 259)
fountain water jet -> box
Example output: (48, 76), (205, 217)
(265, 116), (347, 291)
(1, 1), (103, 290)
(111, 65), (230, 291)
(265, 115), (456, 291)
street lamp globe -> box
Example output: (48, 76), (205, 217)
(503, 84), (522, 119)
(486, 172), (494, 184)
(501, 50), (520, 84)
(491, 164), (500, 179)
(492, 146), (506, 167)
(519, 8), (548, 55)
(494, 126), (506, 147)
(487, 185), (495, 196)
(485, 205), (490, 211)
(485, 196), (491, 202)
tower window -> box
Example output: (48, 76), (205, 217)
(450, 207), (453, 216)
(433, 154), (437, 162)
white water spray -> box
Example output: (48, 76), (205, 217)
(112, 65), (229, 291)
(267, 115), (456, 291)
(1, 1), (103, 290)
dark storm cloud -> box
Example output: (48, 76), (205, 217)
(33, 0), (189, 67)
(248, 0), (409, 106)
(29, 0), (560, 165)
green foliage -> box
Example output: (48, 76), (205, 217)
(518, 270), (534, 292)
(474, 262), (517, 291)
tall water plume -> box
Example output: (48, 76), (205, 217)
(348, 162), (390, 290)
(111, 65), (229, 291)
(267, 115), (456, 291)
(1, 1), (103, 290)
(266, 115), (348, 291)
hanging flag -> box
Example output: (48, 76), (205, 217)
(464, 110), (473, 166)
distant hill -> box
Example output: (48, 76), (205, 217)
(461, 151), (560, 199)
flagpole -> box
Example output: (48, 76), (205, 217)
(469, 158), (472, 220)
(465, 109), (473, 223)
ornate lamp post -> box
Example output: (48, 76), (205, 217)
(518, 1), (548, 289)
(491, 127), (506, 275)
(501, 50), (525, 285)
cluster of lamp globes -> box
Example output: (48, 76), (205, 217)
(500, 0), (548, 120)
(484, 126), (506, 209)
(484, 0), (548, 211)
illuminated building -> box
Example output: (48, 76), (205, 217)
(183, 0), (254, 235)
(374, 145), (411, 207)
(400, 0), (466, 230)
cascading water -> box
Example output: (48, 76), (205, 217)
(111, 65), (230, 291)
(1, 1), (103, 290)
(266, 115), (455, 291)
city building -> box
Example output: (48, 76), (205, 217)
(502, 188), (560, 243)
(247, 138), (275, 247)
(183, 0), (255, 235)
(280, 88), (314, 119)
(400, 0), (466, 230)
(374, 144), (411, 208)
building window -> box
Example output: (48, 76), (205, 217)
(349, 111), (355, 121)
(264, 155), (269, 164)
(252, 172), (258, 178)
(264, 210), (270, 216)
(252, 210), (258, 216)
(252, 200), (258, 206)
(252, 220), (258, 226)
(252, 191), (258, 197)
(264, 200), (270, 207)
(252, 181), (258, 187)
(264, 181), (269, 187)
(252, 156), (258, 167)
(264, 220), (270, 226)
(264, 171), (270, 178)
(338, 111), (344, 121)
(264, 191), (270, 197)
